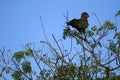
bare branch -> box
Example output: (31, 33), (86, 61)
(52, 34), (63, 56)
(91, 12), (102, 27)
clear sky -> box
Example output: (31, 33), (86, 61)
(0, 0), (120, 79)
(0, 0), (120, 52)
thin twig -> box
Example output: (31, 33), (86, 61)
(68, 38), (73, 55)
(33, 53), (42, 71)
(115, 17), (118, 32)
(39, 17), (59, 57)
(63, 11), (69, 22)
(40, 17), (49, 42)
(92, 12), (102, 27)
(52, 34), (63, 55)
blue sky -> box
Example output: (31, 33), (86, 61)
(0, 0), (120, 52)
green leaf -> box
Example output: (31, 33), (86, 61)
(114, 32), (120, 44)
(96, 20), (116, 35)
(12, 71), (22, 80)
(6, 67), (11, 73)
(21, 61), (32, 73)
(63, 27), (71, 39)
(96, 68), (102, 73)
(115, 10), (120, 17)
(87, 57), (91, 61)
(87, 30), (94, 37)
(2, 67), (6, 72)
(13, 51), (24, 62)
(98, 41), (102, 47)
(25, 49), (33, 57)
(105, 21), (116, 30)
(91, 26), (97, 31)
(109, 41), (117, 53)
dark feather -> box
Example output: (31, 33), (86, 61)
(67, 12), (89, 33)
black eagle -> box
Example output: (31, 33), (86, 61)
(67, 12), (89, 33)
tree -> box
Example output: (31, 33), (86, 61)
(63, 10), (120, 79)
(0, 10), (120, 80)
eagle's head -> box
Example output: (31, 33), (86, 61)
(81, 12), (89, 18)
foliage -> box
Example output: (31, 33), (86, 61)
(115, 10), (120, 17)
(12, 71), (22, 80)
(21, 61), (32, 73)
(13, 51), (24, 62)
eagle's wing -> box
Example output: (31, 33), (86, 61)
(67, 18), (88, 32)
(67, 19), (79, 27)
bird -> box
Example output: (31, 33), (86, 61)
(67, 12), (89, 33)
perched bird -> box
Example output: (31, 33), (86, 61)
(67, 12), (89, 33)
